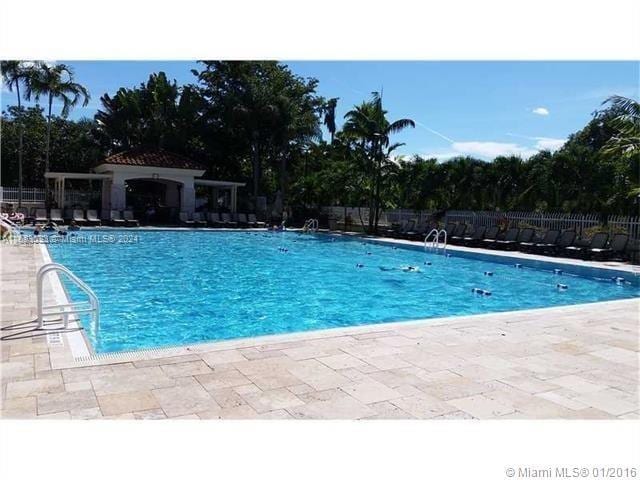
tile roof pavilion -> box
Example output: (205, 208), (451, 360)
(44, 149), (244, 216)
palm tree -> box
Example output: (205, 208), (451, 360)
(1, 61), (34, 207)
(343, 92), (414, 232)
(601, 95), (640, 158)
(25, 62), (90, 206)
(322, 98), (338, 143)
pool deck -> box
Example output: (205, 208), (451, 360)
(1, 233), (638, 420)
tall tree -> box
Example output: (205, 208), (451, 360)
(95, 72), (203, 157)
(343, 92), (414, 232)
(601, 95), (640, 159)
(194, 61), (323, 208)
(25, 62), (90, 206)
(322, 97), (339, 143)
(1, 61), (34, 207)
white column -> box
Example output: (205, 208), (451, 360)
(230, 186), (237, 213)
(101, 179), (112, 217)
(59, 178), (65, 210)
(180, 178), (196, 214)
(110, 178), (126, 211)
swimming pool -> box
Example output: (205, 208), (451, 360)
(46, 230), (639, 353)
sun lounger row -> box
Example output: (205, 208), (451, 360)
(179, 212), (266, 228)
(109, 210), (139, 227)
(445, 223), (629, 261)
(33, 208), (103, 226)
(383, 219), (630, 261)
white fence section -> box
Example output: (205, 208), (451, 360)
(444, 210), (640, 239)
(0, 187), (99, 206)
(0, 187), (46, 203)
(321, 207), (436, 226)
(320, 206), (640, 240)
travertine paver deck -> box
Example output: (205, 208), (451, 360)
(1, 240), (638, 420)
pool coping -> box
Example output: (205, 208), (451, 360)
(38, 229), (640, 369)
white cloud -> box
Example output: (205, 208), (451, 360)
(534, 137), (565, 151)
(532, 107), (549, 116)
(451, 141), (538, 159)
(420, 136), (566, 161)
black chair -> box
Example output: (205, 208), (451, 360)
(520, 230), (559, 253)
(489, 228), (519, 249)
(495, 228), (533, 250)
(449, 224), (474, 245)
(479, 225), (502, 248)
(393, 219), (416, 238)
(543, 230), (577, 256)
(405, 221), (429, 240)
(564, 232), (608, 259)
(588, 233), (629, 261)
(459, 225), (488, 247)
(444, 222), (456, 238)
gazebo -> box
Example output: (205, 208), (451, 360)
(45, 149), (244, 218)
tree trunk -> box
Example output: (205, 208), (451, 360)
(251, 137), (260, 198)
(16, 84), (23, 208)
(367, 146), (376, 234)
(44, 94), (53, 209)
(372, 147), (383, 234)
(279, 152), (288, 216)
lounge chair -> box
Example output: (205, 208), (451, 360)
(382, 220), (407, 237)
(564, 232), (608, 259)
(448, 223), (469, 244)
(541, 230), (577, 256)
(404, 221), (429, 240)
(456, 225), (487, 246)
(86, 209), (102, 226)
(207, 212), (224, 227)
(220, 213), (237, 227)
(236, 213), (249, 227)
(483, 227), (515, 248)
(443, 222), (456, 238)
(393, 219), (415, 238)
(110, 210), (126, 226)
(72, 209), (88, 226)
(495, 228), (534, 251)
(35, 209), (48, 224)
(49, 209), (64, 225)
(191, 212), (207, 227)
(123, 210), (139, 227)
(489, 228), (520, 249)
(248, 213), (266, 228)
(520, 230), (559, 254)
(589, 233), (629, 261)
(179, 212), (195, 226)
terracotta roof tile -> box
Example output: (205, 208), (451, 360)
(101, 149), (205, 170)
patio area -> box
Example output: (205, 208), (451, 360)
(1, 242), (638, 420)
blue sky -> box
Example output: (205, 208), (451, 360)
(2, 61), (637, 160)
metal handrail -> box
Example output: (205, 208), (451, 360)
(36, 263), (100, 336)
(424, 229), (447, 254)
(305, 218), (319, 232)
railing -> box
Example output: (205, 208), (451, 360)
(0, 186), (100, 206)
(36, 263), (100, 337)
(424, 228), (447, 254)
(304, 218), (319, 232)
(0, 187), (45, 204)
(321, 206), (640, 240)
(444, 210), (640, 240)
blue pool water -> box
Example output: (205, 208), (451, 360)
(46, 230), (639, 353)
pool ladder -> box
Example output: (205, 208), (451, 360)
(36, 263), (100, 337)
(304, 218), (319, 232)
(424, 229), (447, 254)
